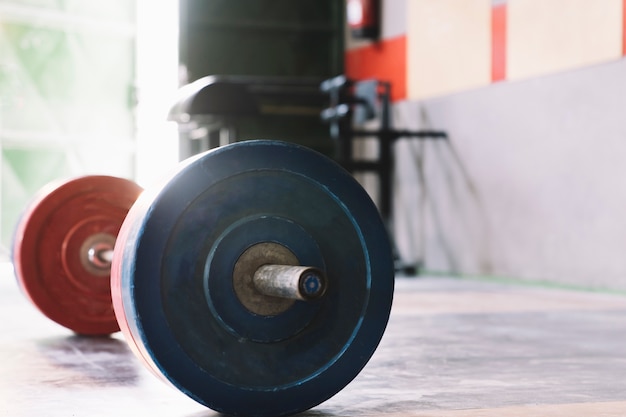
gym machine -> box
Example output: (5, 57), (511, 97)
(320, 75), (448, 274)
(167, 75), (329, 159)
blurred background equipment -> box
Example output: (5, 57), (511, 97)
(168, 75), (329, 159)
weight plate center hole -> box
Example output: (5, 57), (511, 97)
(232, 242), (326, 316)
(79, 233), (116, 277)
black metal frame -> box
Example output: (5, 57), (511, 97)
(321, 75), (448, 273)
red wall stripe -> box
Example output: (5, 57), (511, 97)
(491, 3), (507, 82)
(344, 35), (407, 102)
(623, 0), (626, 55)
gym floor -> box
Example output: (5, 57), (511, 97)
(2, 261), (626, 417)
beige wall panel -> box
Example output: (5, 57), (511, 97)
(508, 0), (622, 81)
(408, 0), (491, 100)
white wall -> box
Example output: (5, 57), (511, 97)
(393, 59), (626, 290)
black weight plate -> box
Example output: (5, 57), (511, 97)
(111, 140), (394, 417)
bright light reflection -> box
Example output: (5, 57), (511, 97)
(135, 0), (180, 187)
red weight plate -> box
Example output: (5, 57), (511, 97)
(13, 176), (143, 335)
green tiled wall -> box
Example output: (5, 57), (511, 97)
(8, 1), (135, 21)
(1, 23), (135, 134)
(0, 1), (137, 254)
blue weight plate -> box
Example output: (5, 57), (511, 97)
(111, 140), (394, 417)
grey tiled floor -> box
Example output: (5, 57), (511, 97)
(2, 262), (626, 416)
